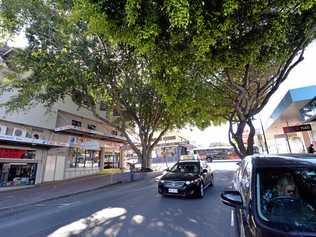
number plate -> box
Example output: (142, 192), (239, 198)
(168, 188), (178, 193)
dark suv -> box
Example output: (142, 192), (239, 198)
(158, 160), (214, 198)
(221, 154), (316, 237)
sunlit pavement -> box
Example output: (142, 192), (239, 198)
(0, 162), (237, 237)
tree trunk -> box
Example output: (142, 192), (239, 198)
(140, 146), (152, 171)
(228, 118), (256, 159)
(245, 119), (256, 155)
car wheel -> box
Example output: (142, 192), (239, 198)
(198, 183), (204, 198)
(210, 174), (214, 187)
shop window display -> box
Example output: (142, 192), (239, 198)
(69, 148), (100, 168)
(104, 153), (120, 168)
(0, 163), (37, 187)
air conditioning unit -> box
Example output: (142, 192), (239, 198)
(13, 128), (26, 137)
(0, 125), (6, 135)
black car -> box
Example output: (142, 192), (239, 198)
(158, 160), (214, 198)
(221, 154), (316, 237)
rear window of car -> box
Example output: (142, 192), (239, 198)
(170, 162), (200, 174)
(256, 167), (316, 232)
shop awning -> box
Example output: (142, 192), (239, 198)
(0, 135), (67, 148)
(54, 125), (127, 143)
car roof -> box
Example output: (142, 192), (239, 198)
(249, 154), (316, 168)
(178, 160), (202, 163)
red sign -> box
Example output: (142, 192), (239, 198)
(0, 148), (26, 159)
(283, 124), (312, 133)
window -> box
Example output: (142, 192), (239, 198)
(87, 124), (96, 130)
(71, 120), (82, 127)
(170, 162), (200, 174)
(0, 163), (37, 187)
(68, 148), (100, 168)
(25, 131), (32, 138)
(14, 129), (23, 137)
(104, 153), (120, 168)
(257, 167), (316, 232)
(5, 127), (13, 136)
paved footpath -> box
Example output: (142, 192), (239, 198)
(0, 171), (160, 213)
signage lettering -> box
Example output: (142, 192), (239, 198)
(283, 124), (312, 133)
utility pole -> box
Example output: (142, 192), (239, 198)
(259, 117), (269, 154)
(285, 121), (292, 153)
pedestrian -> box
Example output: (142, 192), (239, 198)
(308, 144), (315, 154)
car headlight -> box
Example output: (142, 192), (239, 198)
(185, 181), (193, 185)
(159, 180), (165, 183)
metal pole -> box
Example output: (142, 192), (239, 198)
(285, 121), (292, 153)
(259, 117), (269, 154)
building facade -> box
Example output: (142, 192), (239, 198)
(0, 46), (126, 190)
(122, 134), (195, 168)
(263, 85), (316, 154)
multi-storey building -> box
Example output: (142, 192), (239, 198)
(0, 46), (126, 190)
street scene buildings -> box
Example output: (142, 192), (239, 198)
(0, 1), (315, 236)
(0, 47), (126, 189)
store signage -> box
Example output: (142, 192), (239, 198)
(0, 148), (26, 159)
(0, 134), (68, 147)
(283, 124), (312, 133)
(81, 140), (100, 150)
(0, 134), (49, 144)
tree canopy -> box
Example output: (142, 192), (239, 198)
(0, 0), (224, 169)
(0, 0), (315, 162)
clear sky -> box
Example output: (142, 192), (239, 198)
(8, 33), (316, 147)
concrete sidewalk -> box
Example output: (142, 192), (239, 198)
(0, 171), (161, 212)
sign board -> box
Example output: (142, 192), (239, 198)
(283, 124), (312, 133)
(80, 140), (100, 150)
(0, 148), (26, 159)
(0, 134), (68, 147)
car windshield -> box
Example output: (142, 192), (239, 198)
(170, 162), (200, 174)
(257, 167), (316, 232)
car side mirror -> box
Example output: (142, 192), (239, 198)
(202, 169), (208, 174)
(221, 191), (243, 208)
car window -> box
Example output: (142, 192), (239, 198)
(241, 160), (251, 202)
(256, 167), (316, 232)
(170, 162), (200, 174)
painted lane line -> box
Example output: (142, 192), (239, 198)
(231, 209), (235, 227)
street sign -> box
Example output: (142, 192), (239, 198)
(283, 124), (312, 133)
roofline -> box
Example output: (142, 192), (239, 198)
(268, 85), (316, 126)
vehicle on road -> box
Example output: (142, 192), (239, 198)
(221, 154), (316, 237)
(158, 160), (214, 198)
(193, 147), (240, 162)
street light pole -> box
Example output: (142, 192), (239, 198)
(259, 117), (269, 154)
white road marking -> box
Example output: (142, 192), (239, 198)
(231, 209), (235, 227)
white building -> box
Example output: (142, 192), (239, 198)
(0, 46), (126, 190)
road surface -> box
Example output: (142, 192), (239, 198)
(0, 163), (237, 237)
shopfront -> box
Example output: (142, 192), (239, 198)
(63, 139), (102, 179)
(0, 147), (38, 188)
(265, 86), (316, 153)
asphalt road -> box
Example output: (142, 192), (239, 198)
(0, 165), (236, 237)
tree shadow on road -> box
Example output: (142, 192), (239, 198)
(47, 170), (235, 237)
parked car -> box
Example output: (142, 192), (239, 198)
(158, 160), (214, 198)
(221, 154), (316, 237)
